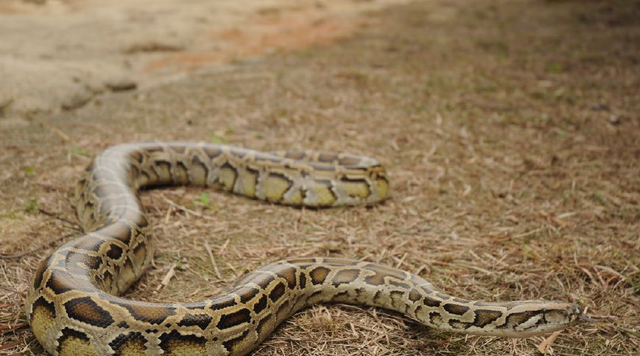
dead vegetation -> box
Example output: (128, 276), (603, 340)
(1, 0), (638, 355)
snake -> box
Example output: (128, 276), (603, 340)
(26, 142), (584, 356)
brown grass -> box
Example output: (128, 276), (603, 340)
(1, 0), (639, 355)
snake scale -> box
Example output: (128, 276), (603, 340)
(27, 142), (583, 356)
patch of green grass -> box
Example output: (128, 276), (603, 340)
(344, 71), (369, 86)
(0, 210), (18, 219)
(193, 192), (218, 210)
(70, 147), (90, 157)
(211, 132), (229, 144)
(521, 242), (534, 259)
(627, 271), (640, 295)
(554, 127), (567, 137)
(545, 61), (565, 73)
(176, 260), (188, 271)
(23, 198), (39, 213)
(156, 252), (180, 262)
(593, 190), (603, 204)
(23, 166), (35, 176)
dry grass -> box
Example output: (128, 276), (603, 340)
(1, 0), (639, 355)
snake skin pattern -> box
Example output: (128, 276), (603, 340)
(27, 142), (583, 356)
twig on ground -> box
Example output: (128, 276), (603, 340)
(38, 208), (82, 231)
(158, 263), (177, 290)
(204, 241), (223, 280)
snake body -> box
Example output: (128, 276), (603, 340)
(27, 142), (582, 356)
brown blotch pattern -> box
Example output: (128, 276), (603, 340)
(332, 291), (351, 302)
(112, 301), (175, 325)
(282, 150), (305, 160)
(423, 296), (441, 307)
(33, 258), (51, 289)
(299, 272), (307, 289)
(318, 152), (339, 163)
(101, 222), (134, 244)
(449, 320), (470, 330)
(275, 266), (298, 289)
(46, 270), (73, 294)
(106, 244), (124, 260)
(256, 275), (276, 290)
(204, 146), (222, 159)
(408, 289), (422, 302)
(255, 316), (273, 337)
(269, 282), (286, 303)
(338, 156), (361, 166)
(429, 311), (443, 326)
(363, 264), (407, 281)
(253, 295), (268, 314)
(309, 267), (331, 285)
(222, 329), (251, 355)
(388, 280), (411, 289)
(473, 309), (503, 328)
(331, 269), (360, 286)
(364, 272), (385, 286)
(217, 308), (252, 330)
(502, 311), (539, 329)
(210, 295), (237, 310)
(237, 287), (260, 304)
(177, 313), (213, 330)
(276, 300), (292, 320)
(65, 296), (114, 327)
(443, 303), (470, 316)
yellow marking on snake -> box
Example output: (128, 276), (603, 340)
(343, 181), (370, 199)
(312, 183), (336, 206)
(30, 308), (55, 343)
(240, 171), (257, 198)
(375, 178), (389, 201)
(288, 189), (304, 205)
(263, 175), (290, 202)
(219, 167), (237, 191)
(58, 336), (99, 356)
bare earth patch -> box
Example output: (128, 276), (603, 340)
(0, 0), (408, 117)
(1, 0), (639, 355)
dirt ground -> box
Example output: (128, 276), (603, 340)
(1, 0), (639, 355)
(0, 0), (408, 117)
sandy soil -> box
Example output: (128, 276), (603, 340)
(0, 0), (408, 116)
(0, 0), (639, 355)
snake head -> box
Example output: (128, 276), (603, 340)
(541, 303), (584, 328)
(500, 301), (585, 337)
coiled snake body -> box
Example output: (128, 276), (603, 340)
(27, 142), (582, 356)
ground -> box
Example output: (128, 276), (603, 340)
(0, 0), (639, 355)
(0, 0), (408, 116)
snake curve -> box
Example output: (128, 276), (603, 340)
(26, 142), (583, 356)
